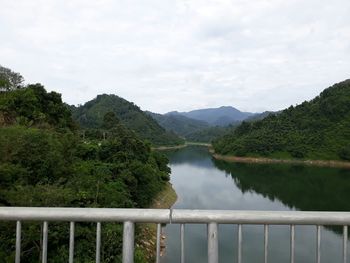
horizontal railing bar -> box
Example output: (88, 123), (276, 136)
(1, 208), (350, 225)
(171, 210), (350, 225)
(0, 208), (170, 223)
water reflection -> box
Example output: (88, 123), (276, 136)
(161, 146), (350, 263)
(213, 159), (350, 212)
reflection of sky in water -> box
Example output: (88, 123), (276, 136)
(171, 163), (288, 211)
(161, 146), (350, 263)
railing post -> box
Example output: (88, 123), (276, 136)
(69, 222), (75, 263)
(181, 224), (185, 263)
(238, 224), (242, 263)
(123, 221), (135, 263)
(264, 224), (268, 263)
(290, 225), (295, 263)
(15, 221), (21, 263)
(96, 222), (101, 263)
(156, 223), (161, 263)
(344, 226), (348, 263)
(42, 221), (48, 263)
(317, 226), (321, 263)
(207, 222), (218, 263)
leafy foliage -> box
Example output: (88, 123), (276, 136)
(0, 81), (171, 262)
(185, 125), (236, 143)
(213, 80), (350, 161)
(0, 65), (24, 92)
(71, 94), (184, 146)
(0, 83), (75, 130)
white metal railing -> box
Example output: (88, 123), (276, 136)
(0, 207), (350, 263)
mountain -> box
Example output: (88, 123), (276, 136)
(213, 80), (350, 161)
(146, 111), (210, 138)
(169, 106), (255, 126)
(71, 94), (184, 146)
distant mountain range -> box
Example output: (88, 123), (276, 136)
(167, 106), (256, 126)
(146, 111), (210, 138)
(146, 106), (267, 143)
(71, 95), (275, 144)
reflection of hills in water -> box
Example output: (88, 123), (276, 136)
(213, 159), (350, 236)
(164, 146), (214, 168)
(213, 159), (350, 212)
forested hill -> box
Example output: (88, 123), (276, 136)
(213, 80), (350, 161)
(0, 66), (173, 261)
(71, 94), (184, 146)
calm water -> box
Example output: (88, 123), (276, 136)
(161, 146), (350, 263)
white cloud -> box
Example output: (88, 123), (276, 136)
(0, 0), (349, 113)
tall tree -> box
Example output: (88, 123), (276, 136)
(0, 65), (24, 92)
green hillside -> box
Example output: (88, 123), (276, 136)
(0, 68), (172, 261)
(213, 80), (350, 161)
(71, 94), (184, 146)
(185, 125), (236, 143)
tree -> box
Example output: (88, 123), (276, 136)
(0, 65), (24, 92)
(102, 112), (120, 129)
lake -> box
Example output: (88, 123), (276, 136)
(161, 146), (350, 263)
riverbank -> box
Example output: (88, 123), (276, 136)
(152, 142), (211, 151)
(211, 151), (350, 169)
(186, 142), (212, 147)
(138, 182), (178, 262)
(152, 144), (187, 151)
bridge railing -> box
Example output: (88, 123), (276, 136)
(0, 207), (350, 263)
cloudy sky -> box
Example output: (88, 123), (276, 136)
(1, 0), (349, 113)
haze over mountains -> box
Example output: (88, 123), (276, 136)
(146, 106), (262, 142)
(167, 106), (256, 126)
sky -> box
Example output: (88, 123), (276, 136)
(1, 0), (349, 114)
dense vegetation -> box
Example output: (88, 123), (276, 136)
(0, 69), (171, 262)
(213, 80), (350, 161)
(0, 65), (24, 92)
(185, 125), (236, 143)
(71, 94), (184, 146)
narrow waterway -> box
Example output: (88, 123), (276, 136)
(161, 146), (350, 263)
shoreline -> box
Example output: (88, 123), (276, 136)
(152, 142), (212, 151)
(154, 144), (350, 169)
(211, 151), (350, 169)
(152, 144), (187, 151)
(138, 182), (177, 262)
